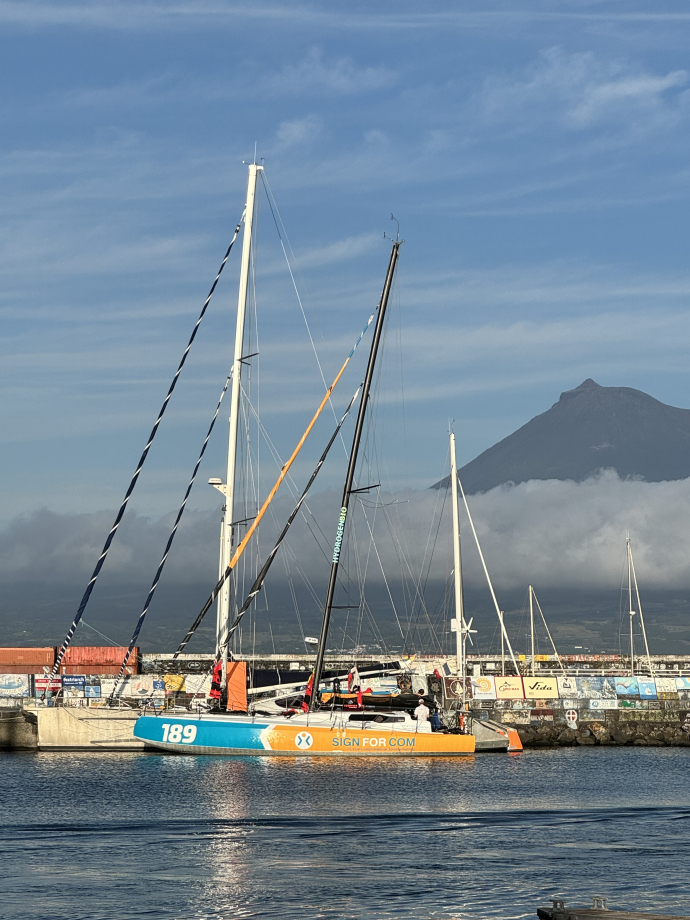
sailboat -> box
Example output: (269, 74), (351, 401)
(623, 534), (654, 677)
(133, 164), (475, 756)
(444, 431), (522, 753)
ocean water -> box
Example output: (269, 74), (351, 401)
(1, 747), (689, 920)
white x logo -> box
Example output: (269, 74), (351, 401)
(295, 731), (313, 749)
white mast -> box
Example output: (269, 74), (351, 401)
(449, 433), (465, 688)
(214, 162), (262, 677)
(627, 533), (635, 676)
(456, 473), (520, 674)
(529, 585), (535, 676)
(628, 536), (654, 676)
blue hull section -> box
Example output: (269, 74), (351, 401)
(134, 715), (268, 754)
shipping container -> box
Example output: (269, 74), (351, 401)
(62, 646), (138, 670)
(61, 664), (136, 676)
(0, 647), (55, 665)
(0, 664), (49, 675)
(0, 647), (55, 673)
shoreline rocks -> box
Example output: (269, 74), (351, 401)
(515, 718), (690, 747)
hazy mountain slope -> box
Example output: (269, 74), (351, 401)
(435, 379), (690, 492)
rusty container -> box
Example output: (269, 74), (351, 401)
(0, 647), (56, 674)
(61, 664), (136, 676)
(61, 646), (138, 673)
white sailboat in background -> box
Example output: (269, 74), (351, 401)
(624, 534), (654, 676)
(445, 431), (522, 752)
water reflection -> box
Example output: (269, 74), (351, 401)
(2, 748), (689, 919)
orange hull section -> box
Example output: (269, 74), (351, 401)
(506, 728), (523, 752)
(264, 724), (476, 756)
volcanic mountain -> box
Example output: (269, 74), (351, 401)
(434, 379), (690, 493)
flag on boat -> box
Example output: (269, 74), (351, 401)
(301, 671), (315, 711)
(210, 661), (223, 700)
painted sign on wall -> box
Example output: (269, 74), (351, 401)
(469, 675), (496, 700)
(577, 676), (617, 699)
(655, 677), (679, 699)
(637, 679), (657, 699)
(615, 677), (640, 697)
(34, 676), (62, 694)
(495, 676), (524, 700)
(0, 675), (30, 697)
(523, 677), (558, 699)
(557, 676), (577, 697)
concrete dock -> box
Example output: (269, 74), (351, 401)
(538, 898), (690, 920)
(1, 707), (143, 751)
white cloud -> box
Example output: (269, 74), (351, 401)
(265, 47), (397, 97)
(276, 115), (321, 149)
(269, 472), (690, 594)
(478, 47), (689, 135)
(5, 472), (690, 597)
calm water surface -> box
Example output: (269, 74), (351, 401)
(1, 747), (689, 920)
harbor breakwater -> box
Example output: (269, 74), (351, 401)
(471, 701), (690, 747)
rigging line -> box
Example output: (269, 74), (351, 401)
(260, 172), (351, 458)
(48, 217), (244, 683)
(356, 496), (405, 639)
(260, 173), (331, 400)
(629, 544), (654, 675)
(173, 385), (361, 660)
(281, 546), (307, 644)
(109, 374), (232, 700)
(282, 539), (327, 612)
(222, 386), (362, 654)
(215, 303), (373, 586)
(399, 475), (447, 635)
(238, 387), (335, 563)
(80, 618), (119, 647)
(532, 589), (566, 675)
(404, 485), (448, 653)
(417, 486), (449, 624)
(456, 474), (520, 673)
(382, 491), (437, 645)
(349, 508), (369, 652)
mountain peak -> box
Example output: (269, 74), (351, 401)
(433, 382), (690, 492)
(560, 378), (601, 400)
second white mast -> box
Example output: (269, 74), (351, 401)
(450, 432), (465, 684)
(215, 163), (262, 667)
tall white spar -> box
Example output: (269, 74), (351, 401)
(213, 163), (262, 674)
(449, 432), (465, 684)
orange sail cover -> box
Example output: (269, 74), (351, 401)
(226, 661), (248, 712)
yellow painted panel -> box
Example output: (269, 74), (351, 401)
(523, 677), (559, 699)
(495, 676), (524, 699)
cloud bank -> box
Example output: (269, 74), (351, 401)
(3, 472), (690, 599)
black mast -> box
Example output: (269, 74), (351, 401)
(309, 239), (402, 708)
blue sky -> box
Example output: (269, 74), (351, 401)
(4, 0), (690, 527)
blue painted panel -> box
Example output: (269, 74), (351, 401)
(134, 716), (269, 751)
(638, 678), (657, 699)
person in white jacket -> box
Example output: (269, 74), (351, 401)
(414, 698), (431, 732)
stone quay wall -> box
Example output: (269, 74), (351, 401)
(471, 700), (690, 747)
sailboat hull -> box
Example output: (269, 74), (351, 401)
(133, 714), (475, 756)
